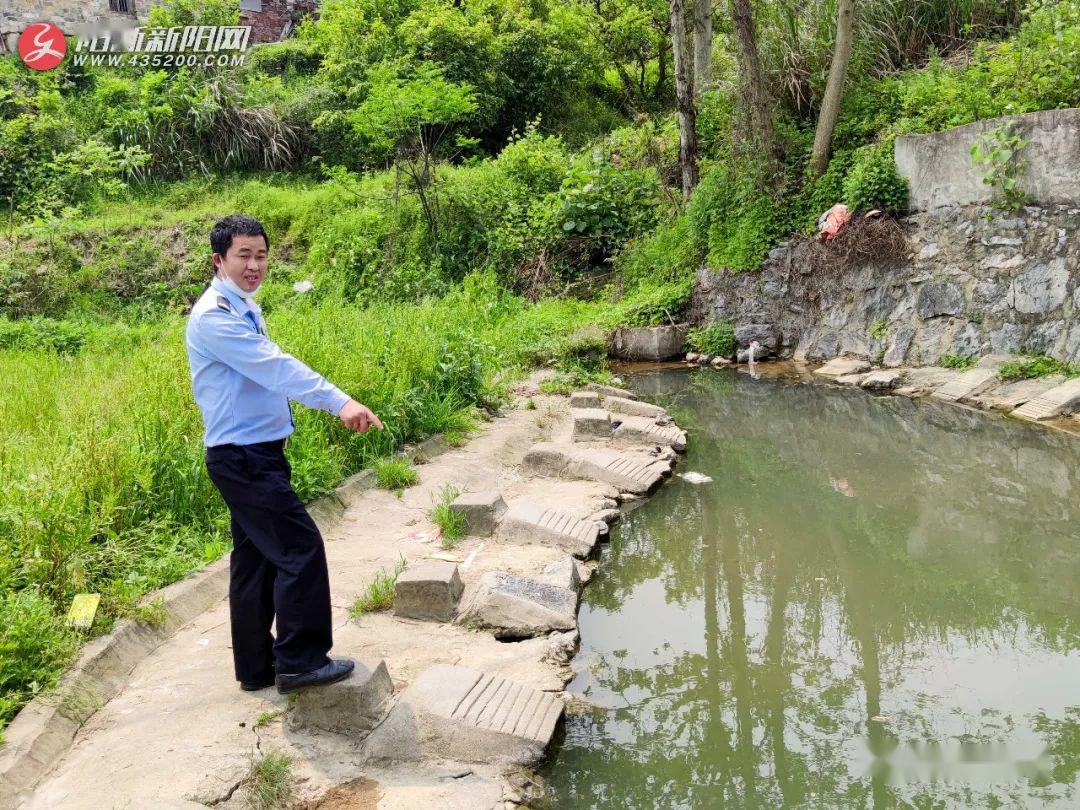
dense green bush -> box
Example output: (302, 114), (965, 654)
(686, 322), (735, 357)
(842, 141), (909, 212)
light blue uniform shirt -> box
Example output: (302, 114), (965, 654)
(185, 277), (350, 447)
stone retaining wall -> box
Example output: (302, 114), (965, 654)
(691, 204), (1080, 366)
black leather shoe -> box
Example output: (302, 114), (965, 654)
(240, 672), (276, 692)
(276, 657), (355, 694)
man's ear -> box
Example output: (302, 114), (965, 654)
(211, 252), (223, 273)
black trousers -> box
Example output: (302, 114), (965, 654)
(205, 439), (332, 682)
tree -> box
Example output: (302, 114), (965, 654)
(669, 0), (699, 198)
(692, 0), (712, 96)
(728, 0), (779, 165)
(350, 61), (476, 241)
(808, 0), (856, 178)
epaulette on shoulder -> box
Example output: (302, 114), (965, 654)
(216, 295), (233, 313)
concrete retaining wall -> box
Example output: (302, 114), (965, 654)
(895, 108), (1080, 211)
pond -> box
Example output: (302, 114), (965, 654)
(543, 367), (1080, 809)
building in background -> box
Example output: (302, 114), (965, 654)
(1, 0), (319, 51)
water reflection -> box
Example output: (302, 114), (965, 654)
(544, 369), (1080, 808)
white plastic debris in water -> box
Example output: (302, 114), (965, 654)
(292, 279), (314, 293)
(678, 471), (713, 485)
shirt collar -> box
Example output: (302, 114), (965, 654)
(209, 275), (259, 317)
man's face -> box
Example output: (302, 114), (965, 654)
(213, 234), (269, 294)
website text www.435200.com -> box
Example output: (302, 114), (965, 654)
(71, 52), (246, 68)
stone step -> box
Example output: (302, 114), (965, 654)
(603, 396), (667, 420)
(612, 415), (687, 452)
(462, 571), (577, 638)
(860, 369), (904, 391)
(586, 382), (637, 400)
(570, 407), (613, 441)
(496, 501), (600, 558)
(368, 665), (563, 767)
(522, 442), (665, 494)
(1011, 378), (1080, 421)
(394, 561), (464, 622)
(288, 659), (394, 736)
(814, 357), (871, 378)
(932, 367), (999, 402)
(449, 490), (507, 537)
(569, 391), (601, 409)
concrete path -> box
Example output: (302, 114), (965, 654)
(21, 388), (634, 809)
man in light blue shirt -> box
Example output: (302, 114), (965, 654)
(186, 214), (382, 694)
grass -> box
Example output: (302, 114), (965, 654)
(999, 354), (1080, 382)
(254, 709), (283, 728)
(247, 752), (292, 810)
(429, 484), (467, 550)
(373, 458), (419, 491)
(939, 353), (977, 371)
(350, 557), (407, 618)
(0, 271), (612, 735)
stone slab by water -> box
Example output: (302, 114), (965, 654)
(569, 391), (601, 409)
(497, 501), (600, 558)
(604, 396), (668, 420)
(571, 408), (613, 441)
(394, 561), (464, 622)
(613, 415), (688, 452)
(289, 660), (394, 736)
(367, 665), (563, 767)
(932, 367), (999, 402)
(522, 443), (665, 494)
(463, 571), (577, 638)
(586, 382), (637, 400)
(1011, 377), (1080, 420)
(449, 490), (507, 537)
(814, 357), (871, 378)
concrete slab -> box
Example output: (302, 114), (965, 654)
(860, 370), (904, 391)
(368, 665), (563, 767)
(603, 396), (667, 419)
(448, 491), (507, 537)
(568, 391), (600, 409)
(462, 572), (577, 638)
(496, 501), (600, 558)
(932, 367), (999, 402)
(570, 408), (612, 441)
(538, 557), (582, 594)
(522, 443), (664, 494)
(289, 660), (394, 736)
(394, 562), (464, 622)
(610, 325), (685, 360)
(1011, 378), (1080, 420)
(612, 415), (687, 452)
(835, 373), (867, 386)
(970, 375), (1066, 411)
(814, 357), (871, 378)
(586, 382), (637, 400)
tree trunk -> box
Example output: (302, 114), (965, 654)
(655, 34), (668, 101)
(692, 0), (712, 96)
(728, 0), (779, 165)
(808, 0), (855, 179)
(670, 0), (699, 198)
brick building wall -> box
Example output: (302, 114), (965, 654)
(1, 0), (319, 50)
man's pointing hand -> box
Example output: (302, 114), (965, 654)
(338, 399), (384, 434)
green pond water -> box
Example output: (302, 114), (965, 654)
(543, 367), (1080, 809)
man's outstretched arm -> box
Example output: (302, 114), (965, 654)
(196, 309), (383, 432)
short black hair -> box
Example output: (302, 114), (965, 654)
(210, 214), (270, 258)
